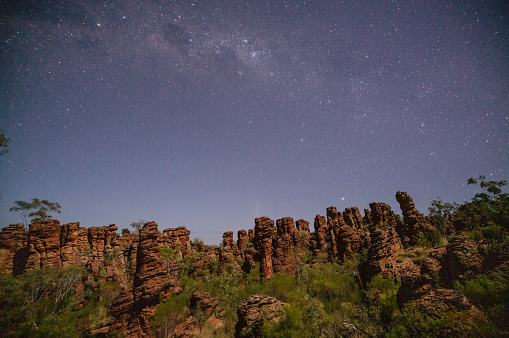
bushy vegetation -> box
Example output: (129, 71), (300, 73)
(0, 266), (122, 337)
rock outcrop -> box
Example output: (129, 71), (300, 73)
(237, 230), (248, 251)
(359, 203), (402, 284)
(134, 222), (181, 309)
(254, 217), (275, 279)
(313, 215), (329, 255)
(0, 223), (28, 275)
(25, 219), (64, 271)
(273, 217), (297, 274)
(190, 292), (219, 317)
(60, 222), (89, 267)
(396, 191), (434, 246)
(445, 234), (483, 281)
(235, 294), (287, 338)
(294, 219), (310, 250)
(160, 226), (192, 255)
(107, 221), (182, 336)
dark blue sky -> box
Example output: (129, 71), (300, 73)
(1, 0), (507, 244)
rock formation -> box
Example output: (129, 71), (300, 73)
(254, 217), (275, 279)
(359, 203), (402, 284)
(160, 226), (192, 255)
(0, 223), (28, 275)
(60, 222), (89, 267)
(25, 219), (64, 271)
(294, 219), (310, 250)
(369, 202), (400, 227)
(396, 191), (434, 246)
(313, 215), (328, 254)
(237, 230), (248, 251)
(273, 217), (297, 274)
(107, 221), (182, 336)
(133, 222), (181, 309)
(445, 234), (483, 281)
(235, 294), (287, 338)
(254, 217), (276, 279)
(190, 292), (219, 317)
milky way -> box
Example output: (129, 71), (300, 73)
(1, 0), (507, 243)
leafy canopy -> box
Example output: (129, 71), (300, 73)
(9, 198), (62, 228)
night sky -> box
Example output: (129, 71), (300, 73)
(1, 0), (507, 244)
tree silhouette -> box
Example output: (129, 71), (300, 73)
(10, 198), (62, 228)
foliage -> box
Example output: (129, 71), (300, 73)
(129, 219), (145, 234)
(9, 198), (61, 228)
(0, 129), (8, 157)
(0, 266), (84, 337)
(152, 292), (188, 337)
(454, 272), (509, 334)
(428, 198), (458, 228)
(454, 176), (509, 234)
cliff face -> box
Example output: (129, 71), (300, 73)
(0, 219), (196, 279)
(0, 223), (27, 275)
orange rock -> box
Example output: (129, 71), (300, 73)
(254, 217), (275, 279)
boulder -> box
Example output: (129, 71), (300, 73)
(235, 294), (287, 338)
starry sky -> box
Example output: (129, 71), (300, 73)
(0, 0), (507, 244)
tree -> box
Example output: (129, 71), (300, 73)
(428, 198), (458, 229)
(454, 176), (509, 234)
(0, 130), (8, 157)
(130, 219), (145, 234)
(10, 198), (62, 228)
(467, 175), (508, 203)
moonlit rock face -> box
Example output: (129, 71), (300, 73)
(1, 1), (506, 244)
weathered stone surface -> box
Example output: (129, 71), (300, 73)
(351, 207), (365, 228)
(223, 231), (234, 248)
(273, 217), (296, 274)
(160, 226), (192, 255)
(235, 294), (287, 338)
(395, 251), (433, 306)
(0, 224), (28, 275)
(190, 292), (218, 317)
(248, 229), (255, 243)
(412, 288), (481, 314)
(334, 215), (363, 260)
(254, 217), (275, 279)
(60, 222), (88, 267)
(174, 316), (199, 338)
(296, 219), (310, 233)
(363, 209), (371, 225)
(359, 204), (402, 284)
(446, 235), (483, 281)
(313, 215), (328, 254)
(133, 222), (181, 309)
(294, 219), (310, 250)
(343, 207), (364, 229)
(241, 246), (258, 274)
(25, 219), (63, 271)
(237, 230), (248, 251)
(396, 191), (433, 247)
(326, 207), (340, 255)
(369, 202), (400, 227)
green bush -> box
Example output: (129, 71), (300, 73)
(454, 272), (509, 334)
